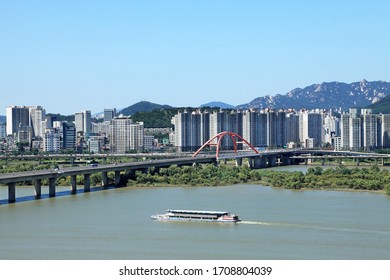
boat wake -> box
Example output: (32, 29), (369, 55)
(239, 220), (390, 236)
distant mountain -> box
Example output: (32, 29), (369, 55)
(0, 115), (6, 123)
(237, 80), (390, 111)
(366, 94), (390, 113)
(200, 101), (236, 109)
(120, 101), (172, 116)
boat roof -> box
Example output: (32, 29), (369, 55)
(167, 209), (230, 215)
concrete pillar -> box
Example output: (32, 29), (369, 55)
(305, 159), (308, 165)
(70, 175), (77, 194)
(114, 171), (121, 186)
(252, 157), (267, 169)
(49, 178), (56, 197)
(247, 158), (253, 169)
(356, 158), (360, 166)
(127, 170), (136, 180)
(268, 156), (277, 167)
(8, 182), (16, 203)
(102, 172), (109, 188)
(382, 158), (385, 166)
(321, 158), (325, 166)
(283, 157), (292, 166)
(84, 174), (91, 192)
(235, 158), (243, 167)
(34, 179), (42, 199)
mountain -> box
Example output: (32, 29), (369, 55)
(237, 80), (390, 111)
(200, 101), (236, 109)
(0, 115), (6, 123)
(366, 94), (390, 113)
(120, 101), (172, 116)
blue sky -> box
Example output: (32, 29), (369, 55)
(1, 0), (389, 115)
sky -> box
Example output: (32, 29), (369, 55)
(1, 0), (390, 115)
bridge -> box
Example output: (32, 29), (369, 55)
(2, 130), (389, 204)
(0, 156), (216, 204)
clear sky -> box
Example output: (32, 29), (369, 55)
(1, 0), (389, 115)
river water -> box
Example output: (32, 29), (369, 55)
(1, 166), (390, 260)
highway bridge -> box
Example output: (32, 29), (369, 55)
(1, 149), (389, 204)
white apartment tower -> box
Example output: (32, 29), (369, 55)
(109, 117), (144, 153)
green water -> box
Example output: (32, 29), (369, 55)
(1, 180), (390, 260)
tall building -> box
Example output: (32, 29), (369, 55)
(285, 113), (300, 144)
(340, 114), (350, 150)
(109, 117), (144, 153)
(362, 112), (378, 151)
(61, 122), (76, 151)
(242, 110), (267, 148)
(75, 110), (92, 137)
(299, 112), (323, 147)
(104, 108), (116, 122)
(44, 128), (61, 153)
(6, 106), (30, 136)
(349, 116), (361, 150)
(29, 106), (46, 138)
(0, 123), (6, 139)
(381, 114), (390, 148)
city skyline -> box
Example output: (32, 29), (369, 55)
(1, 1), (390, 115)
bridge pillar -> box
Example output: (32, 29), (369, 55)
(70, 157), (75, 164)
(321, 158), (325, 166)
(84, 174), (91, 192)
(268, 156), (277, 167)
(70, 175), (77, 194)
(356, 158), (360, 166)
(114, 171), (121, 186)
(127, 170), (136, 180)
(102, 172), (109, 188)
(235, 158), (243, 167)
(49, 178), (56, 197)
(34, 179), (42, 199)
(283, 157), (292, 166)
(382, 158), (385, 166)
(8, 182), (16, 203)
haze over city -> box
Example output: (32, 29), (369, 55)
(1, 0), (390, 115)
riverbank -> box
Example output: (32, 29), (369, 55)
(125, 164), (390, 195)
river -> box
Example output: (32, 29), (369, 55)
(1, 166), (390, 260)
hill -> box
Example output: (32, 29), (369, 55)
(366, 95), (390, 113)
(237, 80), (390, 111)
(120, 101), (172, 116)
(200, 101), (236, 109)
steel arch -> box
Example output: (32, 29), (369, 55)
(192, 131), (259, 159)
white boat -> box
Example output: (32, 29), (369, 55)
(151, 209), (240, 223)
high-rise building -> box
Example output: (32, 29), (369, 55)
(285, 113), (300, 144)
(381, 114), (390, 148)
(109, 117), (144, 153)
(75, 110), (92, 136)
(242, 110), (267, 148)
(6, 106), (30, 136)
(44, 128), (61, 153)
(29, 106), (46, 138)
(349, 117), (361, 150)
(6, 105), (46, 139)
(0, 123), (6, 139)
(362, 112), (378, 151)
(299, 112), (323, 147)
(104, 108), (116, 122)
(61, 122), (76, 151)
(340, 114), (350, 150)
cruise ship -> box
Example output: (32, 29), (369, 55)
(151, 209), (240, 223)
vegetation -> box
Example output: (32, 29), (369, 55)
(131, 108), (178, 128)
(127, 164), (390, 195)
